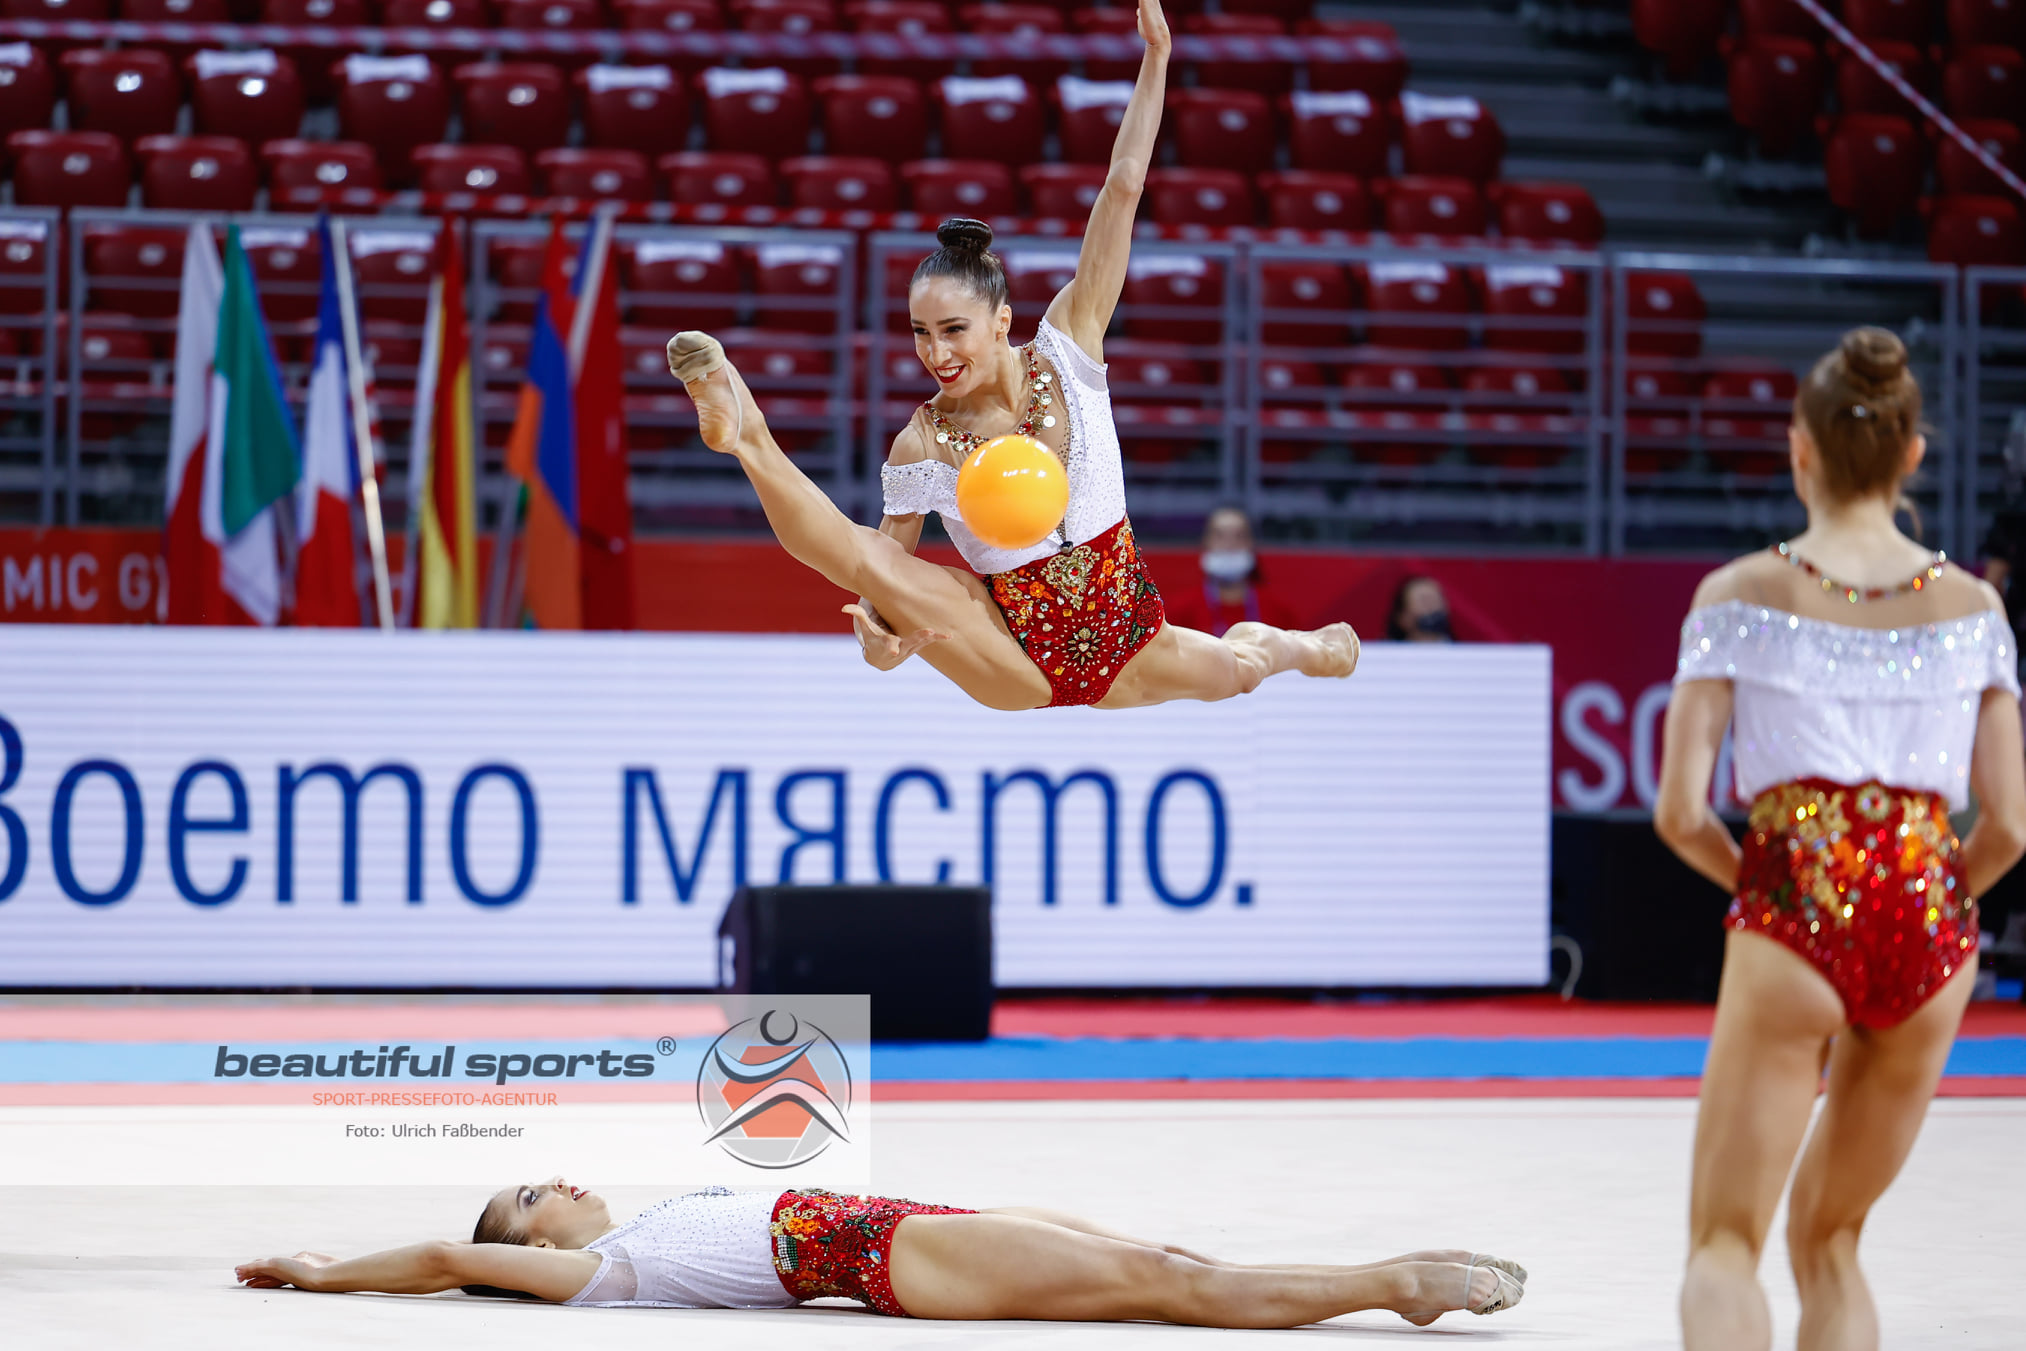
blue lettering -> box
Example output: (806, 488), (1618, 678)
(0, 714), (24, 901)
(622, 767), (748, 903)
(276, 762), (423, 904)
(50, 758), (143, 906)
(775, 770), (846, 883)
(982, 769), (1117, 906)
(450, 763), (537, 906)
(1144, 770), (1228, 908)
(168, 760), (249, 906)
(874, 767), (953, 884)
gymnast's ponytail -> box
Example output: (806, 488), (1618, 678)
(911, 217), (1009, 310)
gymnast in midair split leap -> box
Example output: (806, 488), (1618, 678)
(235, 1179), (1525, 1327)
(665, 0), (1358, 711)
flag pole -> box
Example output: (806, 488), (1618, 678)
(328, 216), (396, 631)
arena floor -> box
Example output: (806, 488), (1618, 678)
(7, 1095), (2022, 1350)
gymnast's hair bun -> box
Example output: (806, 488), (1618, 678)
(1839, 326), (1908, 391)
(936, 218), (994, 254)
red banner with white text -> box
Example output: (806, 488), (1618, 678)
(0, 526), (1708, 812)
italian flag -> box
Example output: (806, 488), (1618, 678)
(164, 223), (302, 625)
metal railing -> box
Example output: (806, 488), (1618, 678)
(19, 205), (2026, 561)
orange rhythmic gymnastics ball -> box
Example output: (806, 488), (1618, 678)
(955, 433), (1070, 550)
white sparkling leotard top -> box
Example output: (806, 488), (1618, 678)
(879, 318), (1127, 576)
(1674, 599), (2021, 810)
(563, 1186), (796, 1309)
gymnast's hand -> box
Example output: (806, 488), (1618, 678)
(235, 1251), (337, 1291)
(1137, 0), (1170, 56)
(844, 603), (947, 671)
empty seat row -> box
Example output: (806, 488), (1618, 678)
(1636, 0), (2026, 79)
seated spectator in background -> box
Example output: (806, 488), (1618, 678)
(1386, 574), (1455, 642)
(1165, 505), (1296, 637)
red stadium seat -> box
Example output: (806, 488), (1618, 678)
(0, 43), (56, 138)
(901, 158), (1017, 215)
(1622, 367), (1696, 474)
(847, 0), (954, 79)
(617, 0), (723, 32)
(1463, 363), (1575, 469)
(1258, 260), (1352, 347)
(813, 74), (928, 162)
(455, 62), (573, 154)
(411, 143), (531, 196)
(779, 155), (897, 210)
(0, 218), (50, 318)
(1342, 360), (1452, 466)
(1726, 36), (1826, 158)
(85, 224), (184, 319)
(962, 3), (1068, 83)
(0, 0), (109, 14)
(934, 74), (1045, 165)
(1258, 170), (1370, 231)
(241, 224), (321, 323)
(1492, 181), (1605, 244)
(575, 65), (688, 159)
(1926, 193), (2026, 264)
(1121, 253), (1226, 344)
(1184, 14), (1291, 97)
(1702, 363), (1798, 476)
(1824, 113), (1925, 237)
(624, 238), (741, 329)
(662, 150), (779, 206)
(187, 50), (304, 146)
(262, 139), (379, 195)
(261, 0), (369, 100)
(733, 0), (842, 76)
(1624, 270), (1705, 359)
(1298, 20), (1408, 102)
(1947, 0), (2026, 47)
(361, 321), (422, 387)
(751, 240), (847, 333)
(1071, 6), (1140, 82)
(485, 237), (550, 324)
(500, 0), (604, 28)
(8, 131), (131, 208)
(1282, 89), (1389, 178)
(1399, 92), (1504, 182)
(1938, 118), (2026, 195)
(1481, 263), (1586, 356)
(1019, 161), (1107, 218)
(127, 0), (233, 69)
(1005, 248), (1079, 322)
(1111, 347), (1214, 465)
(59, 48), (181, 143)
(336, 56), (450, 187)
(1379, 175), (1488, 237)
(536, 147), (655, 201)
(1842, 0), (1931, 44)
(1144, 167), (1254, 227)
(1361, 260), (1470, 352)
(1054, 74), (1133, 164)
(383, 0), (492, 29)
(700, 66), (813, 157)
(1632, 0), (1727, 81)
(1738, 0), (1821, 39)
(1943, 46), (2026, 123)
(1167, 88), (1273, 173)
(136, 134), (255, 211)
(349, 228), (438, 322)
(1833, 41), (1930, 116)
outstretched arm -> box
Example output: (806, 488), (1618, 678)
(235, 1240), (599, 1303)
(850, 422), (950, 669)
(1043, 0), (1170, 358)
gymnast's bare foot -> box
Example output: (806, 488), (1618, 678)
(667, 330), (760, 455)
(1301, 622), (1360, 678)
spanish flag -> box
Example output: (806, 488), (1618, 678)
(407, 222), (478, 629)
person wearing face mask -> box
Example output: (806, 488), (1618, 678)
(1385, 575), (1455, 642)
(1166, 506), (1296, 638)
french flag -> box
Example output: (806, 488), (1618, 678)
(294, 216), (365, 627)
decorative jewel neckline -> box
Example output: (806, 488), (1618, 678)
(1775, 541), (1946, 603)
(925, 341), (1056, 457)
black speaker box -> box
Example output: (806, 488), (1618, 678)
(717, 885), (994, 1041)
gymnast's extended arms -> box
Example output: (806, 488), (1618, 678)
(1654, 577), (1744, 891)
(1043, 0), (1170, 359)
(848, 417), (952, 670)
(234, 1240), (599, 1302)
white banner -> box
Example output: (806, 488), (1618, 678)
(0, 628), (1550, 986)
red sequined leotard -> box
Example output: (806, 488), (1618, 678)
(1675, 573), (2020, 1027)
(879, 318), (1166, 707)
